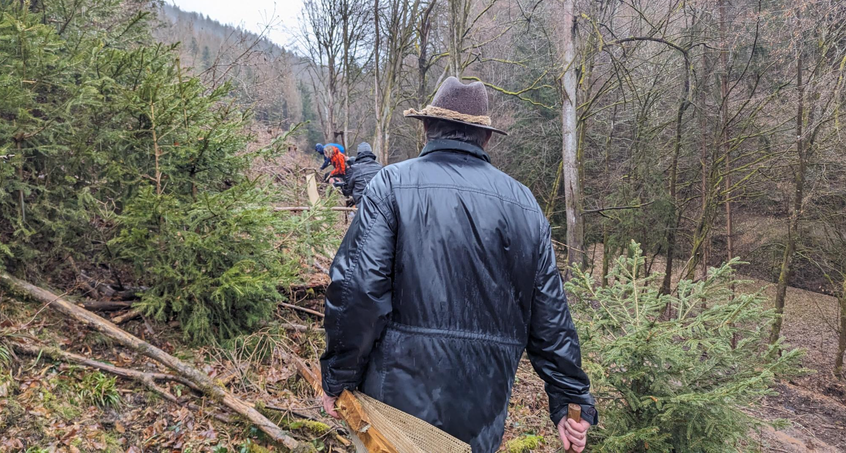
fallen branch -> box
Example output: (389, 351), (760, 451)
(281, 322), (324, 333)
(112, 308), (142, 325)
(79, 300), (132, 312)
(312, 261), (330, 275)
(263, 403), (351, 447)
(11, 342), (197, 400)
(13, 342), (235, 424)
(78, 273), (146, 301)
(1, 273), (304, 451)
(279, 302), (324, 318)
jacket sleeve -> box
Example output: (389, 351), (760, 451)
(526, 222), (597, 426)
(320, 171), (395, 397)
(320, 156), (330, 170)
(341, 169), (356, 197)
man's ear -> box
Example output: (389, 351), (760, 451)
(482, 131), (493, 148)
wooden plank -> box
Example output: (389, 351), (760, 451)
(336, 390), (399, 453)
(306, 173), (319, 206)
(281, 352), (323, 395)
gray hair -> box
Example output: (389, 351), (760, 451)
(424, 119), (491, 149)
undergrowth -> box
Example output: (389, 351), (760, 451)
(505, 434), (545, 452)
(77, 371), (121, 409)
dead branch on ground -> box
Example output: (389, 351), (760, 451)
(0, 272), (305, 451)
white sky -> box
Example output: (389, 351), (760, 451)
(168, 0), (304, 48)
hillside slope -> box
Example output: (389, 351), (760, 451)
(153, 4), (321, 145)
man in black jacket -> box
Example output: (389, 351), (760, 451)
(342, 142), (383, 206)
(320, 77), (596, 452)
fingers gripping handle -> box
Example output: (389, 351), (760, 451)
(566, 403), (582, 453)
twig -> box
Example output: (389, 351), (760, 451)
(79, 300), (133, 311)
(13, 342), (235, 424)
(11, 342), (198, 396)
(281, 322), (325, 333)
(279, 302), (325, 318)
(112, 308), (142, 325)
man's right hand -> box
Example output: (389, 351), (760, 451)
(558, 416), (590, 452)
(322, 394), (340, 419)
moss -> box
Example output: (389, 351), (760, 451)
(287, 419), (331, 435)
(246, 441), (270, 453)
(505, 434), (545, 453)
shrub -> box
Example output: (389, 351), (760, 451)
(112, 181), (339, 343)
(0, 2), (341, 342)
(567, 241), (802, 453)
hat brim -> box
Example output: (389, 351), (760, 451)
(405, 113), (508, 136)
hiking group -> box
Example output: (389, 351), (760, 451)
(317, 77), (596, 452)
(315, 141), (384, 208)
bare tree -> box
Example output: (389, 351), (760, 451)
(560, 0), (582, 271)
(299, 0), (344, 141)
(373, 0), (422, 163)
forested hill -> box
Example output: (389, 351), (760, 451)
(153, 3), (320, 143)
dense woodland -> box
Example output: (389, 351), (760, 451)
(0, 0), (845, 451)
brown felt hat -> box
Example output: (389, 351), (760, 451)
(404, 77), (507, 135)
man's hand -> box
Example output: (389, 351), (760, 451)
(558, 417), (590, 452)
(322, 394), (340, 419)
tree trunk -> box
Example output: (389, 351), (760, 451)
(697, 31), (713, 281)
(448, 0), (469, 77)
(770, 33), (805, 345)
(561, 0), (583, 273)
(660, 63), (691, 295)
(342, 0), (350, 151)
(373, 0), (384, 161)
(719, 0), (733, 263)
(0, 273), (303, 451)
(414, 1), (436, 156)
(16, 140), (25, 224)
(835, 277), (846, 376)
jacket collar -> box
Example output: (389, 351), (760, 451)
(420, 139), (491, 163)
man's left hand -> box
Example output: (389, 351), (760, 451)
(558, 417), (590, 452)
(322, 394), (340, 419)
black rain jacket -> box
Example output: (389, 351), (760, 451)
(320, 139), (595, 452)
(342, 149), (383, 206)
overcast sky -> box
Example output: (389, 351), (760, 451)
(168, 0), (304, 48)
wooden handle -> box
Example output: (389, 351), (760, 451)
(566, 403), (582, 453)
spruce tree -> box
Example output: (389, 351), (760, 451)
(566, 242), (803, 452)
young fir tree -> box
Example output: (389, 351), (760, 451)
(1, 1), (340, 342)
(566, 242), (803, 452)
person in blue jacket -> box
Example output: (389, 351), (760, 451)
(315, 143), (346, 171)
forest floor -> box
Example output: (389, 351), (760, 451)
(3, 252), (843, 453)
